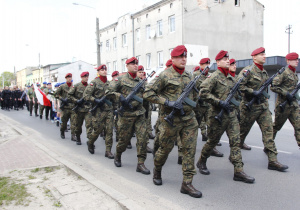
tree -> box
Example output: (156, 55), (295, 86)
(0, 72), (15, 88)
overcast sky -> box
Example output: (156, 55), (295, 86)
(0, 0), (299, 74)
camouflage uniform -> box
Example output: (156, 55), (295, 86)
(27, 88), (38, 116)
(271, 66), (300, 145)
(54, 83), (76, 135)
(68, 82), (93, 140)
(144, 66), (198, 183)
(238, 64), (278, 162)
(198, 69), (244, 173)
(106, 73), (147, 163)
(83, 77), (113, 152)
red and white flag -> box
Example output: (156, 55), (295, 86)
(34, 84), (51, 107)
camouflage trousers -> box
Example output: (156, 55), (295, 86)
(89, 109), (113, 152)
(194, 106), (209, 135)
(155, 115), (198, 183)
(116, 114), (147, 163)
(39, 104), (45, 116)
(146, 109), (152, 136)
(60, 108), (76, 135)
(74, 111), (93, 139)
(273, 104), (300, 144)
(240, 101), (278, 161)
(199, 109), (244, 172)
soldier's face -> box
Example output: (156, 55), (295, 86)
(253, 53), (266, 64)
(200, 63), (209, 70)
(229, 63), (236, 72)
(287, 59), (299, 68)
(98, 69), (107, 76)
(81, 76), (89, 82)
(127, 63), (138, 73)
(217, 57), (230, 69)
(137, 71), (144, 79)
(47, 84), (52, 89)
(172, 55), (187, 69)
(66, 77), (72, 83)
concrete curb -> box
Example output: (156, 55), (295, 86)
(2, 114), (143, 210)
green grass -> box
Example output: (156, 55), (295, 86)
(28, 175), (36, 180)
(31, 168), (40, 173)
(53, 201), (62, 207)
(0, 177), (31, 206)
(44, 167), (54, 173)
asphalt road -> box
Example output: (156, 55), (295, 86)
(2, 108), (300, 210)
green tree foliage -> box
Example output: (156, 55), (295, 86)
(0, 72), (15, 87)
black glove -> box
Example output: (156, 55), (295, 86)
(76, 98), (84, 105)
(286, 92), (294, 103)
(252, 91), (261, 97)
(94, 97), (105, 107)
(164, 99), (176, 108)
(61, 98), (68, 104)
(119, 95), (130, 107)
(219, 100), (230, 112)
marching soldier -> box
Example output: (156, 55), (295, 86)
(1, 86), (11, 111)
(27, 84), (38, 116)
(197, 50), (255, 184)
(111, 71), (120, 142)
(144, 46), (202, 198)
(55, 73), (76, 141)
(68, 72), (93, 146)
(39, 82), (48, 119)
(106, 57), (150, 175)
(238, 47), (288, 171)
(271, 52), (300, 148)
(83, 65), (114, 158)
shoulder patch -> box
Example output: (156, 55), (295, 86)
(90, 83), (93, 86)
(115, 78), (118, 81)
(207, 75), (211, 78)
(244, 69), (248, 72)
(72, 86), (74, 88)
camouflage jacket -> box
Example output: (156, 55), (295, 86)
(106, 72), (145, 117)
(68, 82), (90, 112)
(143, 66), (197, 120)
(271, 66), (299, 107)
(193, 69), (210, 107)
(83, 77), (112, 111)
(27, 88), (37, 100)
(54, 83), (74, 109)
(238, 64), (269, 108)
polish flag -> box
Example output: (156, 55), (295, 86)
(34, 84), (51, 107)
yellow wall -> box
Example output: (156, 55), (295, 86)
(32, 68), (43, 84)
(16, 68), (26, 88)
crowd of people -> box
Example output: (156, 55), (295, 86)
(1, 45), (299, 199)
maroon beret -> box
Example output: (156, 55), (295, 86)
(111, 71), (119, 77)
(193, 66), (200, 72)
(126, 57), (138, 64)
(65, 73), (72, 78)
(199, 58), (210, 64)
(215, 50), (229, 60)
(286, 52), (299, 60)
(229, 59), (236, 65)
(171, 45), (187, 57)
(95, 64), (107, 70)
(138, 65), (144, 71)
(251, 47), (265, 56)
(165, 59), (172, 67)
(80, 71), (89, 77)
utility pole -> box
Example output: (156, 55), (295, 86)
(96, 17), (101, 66)
(285, 25), (293, 53)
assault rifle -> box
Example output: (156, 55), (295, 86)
(245, 66), (287, 111)
(279, 82), (300, 112)
(72, 97), (85, 112)
(118, 71), (156, 116)
(60, 98), (68, 110)
(89, 95), (112, 116)
(215, 69), (250, 124)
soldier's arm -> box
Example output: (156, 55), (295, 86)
(199, 76), (220, 106)
(54, 86), (63, 100)
(238, 69), (254, 95)
(270, 73), (286, 95)
(106, 79), (121, 101)
(67, 85), (77, 103)
(143, 76), (166, 105)
(83, 83), (96, 102)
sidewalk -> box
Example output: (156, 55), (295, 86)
(0, 114), (131, 210)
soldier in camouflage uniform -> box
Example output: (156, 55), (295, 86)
(106, 57), (150, 175)
(144, 46), (202, 198)
(68, 72), (93, 146)
(39, 82), (48, 119)
(27, 84), (38, 116)
(197, 50), (255, 184)
(238, 47), (288, 172)
(55, 73), (76, 141)
(271, 52), (300, 148)
(83, 65), (114, 159)
(111, 71), (120, 142)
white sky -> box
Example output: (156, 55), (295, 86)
(0, 0), (299, 74)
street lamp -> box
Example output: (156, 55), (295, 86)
(73, 3), (101, 66)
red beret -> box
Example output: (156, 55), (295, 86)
(138, 65), (144, 71)
(165, 59), (172, 67)
(95, 64), (107, 70)
(65, 73), (72, 78)
(229, 59), (236, 65)
(111, 71), (119, 77)
(286, 52), (299, 60)
(126, 57), (138, 64)
(80, 71), (89, 77)
(215, 50), (229, 60)
(199, 58), (210, 64)
(193, 66), (200, 71)
(251, 47), (265, 56)
(171, 45), (187, 57)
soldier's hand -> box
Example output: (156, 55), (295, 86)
(94, 98), (105, 107)
(164, 99), (176, 108)
(61, 98), (68, 104)
(76, 98), (84, 105)
(119, 95), (130, 107)
(219, 100), (230, 113)
(252, 91), (261, 97)
(286, 92), (294, 103)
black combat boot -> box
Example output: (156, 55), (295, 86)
(242, 143), (251, 150)
(76, 135), (81, 145)
(35, 113), (39, 117)
(234, 171), (255, 183)
(127, 141), (132, 149)
(196, 159), (210, 175)
(202, 134), (208, 141)
(177, 156), (183, 165)
(180, 182), (202, 198)
(148, 133), (155, 139)
(153, 168), (162, 185)
(40, 115), (42, 119)
(87, 142), (95, 154)
(211, 147), (224, 157)
(268, 161), (288, 172)
(136, 163), (150, 175)
(105, 151), (114, 159)
(60, 131), (65, 139)
(146, 146), (153, 153)
(114, 155), (122, 167)
(71, 134), (77, 141)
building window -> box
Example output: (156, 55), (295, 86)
(122, 33), (127, 47)
(107, 62), (111, 73)
(78, 64), (82, 70)
(157, 51), (163, 67)
(136, 28), (140, 42)
(235, 0), (240, 6)
(170, 3), (173, 8)
(146, 53), (151, 69)
(106, 40), (110, 51)
(113, 61), (117, 71)
(146, 25), (151, 40)
(157, 20), (163, 36)
(169, 15), (175, 32)
(136, 55), (141, 62)
(113, 37), (117, 50)
(100, 42), (103, 52)
(122, 58), (127, 72)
